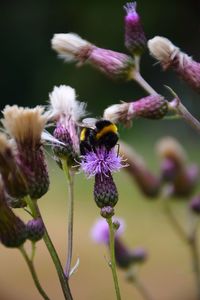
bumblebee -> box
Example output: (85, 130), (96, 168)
(80, 118), (119, 155)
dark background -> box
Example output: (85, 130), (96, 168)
(1, 0), (200, 113)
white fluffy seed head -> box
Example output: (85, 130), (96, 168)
(2, 106), (48, 146)
(49, 85), (86, 122)
(51, 33), (90, 61)
(148, 36), (179, 64)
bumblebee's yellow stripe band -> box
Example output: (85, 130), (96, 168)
(96, 124), (118, 140)
(80, 128), (87, 141)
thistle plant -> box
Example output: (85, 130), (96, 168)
(1, 1), (200, 300)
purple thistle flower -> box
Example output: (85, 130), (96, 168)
(80, 147), (125, 178)
(124, 2), (147, 55)
(90, 218), (125, 244)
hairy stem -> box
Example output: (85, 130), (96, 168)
(19, 246), (51, 300)
(61, 159), (75, 279)
(107, 217), (122, 300)
(24, 195), (73, 300)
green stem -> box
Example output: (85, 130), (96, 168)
(61, 159), (74, 279)
(19, 246), (51, 300)
(107, 217), (122, 300)
(24, 195), (73, 300)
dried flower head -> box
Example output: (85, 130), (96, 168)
(49, 85), (86, 159)
(52, 33), (92, 62)
(2, 105), (47, 148)
(124, 2), (146, 55)
(0, 178), (27, 248)
(52, 33), (135, 81)
(104, 95), (168, 126)
(148, 36), (200, 93)
(2, 106), (49, 200)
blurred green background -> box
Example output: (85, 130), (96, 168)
(1, 0), (200, 299)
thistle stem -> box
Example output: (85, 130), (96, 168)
(127, 268), (154, 300)
(61, 159), (74, 278)
(132, 71), (158, 95)
(188, 227), (200, 299)
(163, 199), (200, 299)
(107, 217), (122, 300)
(162, 199), (187, 243)
(19, 246), (51, 300)
(24, 195), (73, 300)
(169, 99), (200, 134)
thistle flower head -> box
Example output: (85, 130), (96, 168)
(49, 85), (86, 154)
(1, 106), (49, 200)
(49, 85), (86, 122)
(91, 217), (125, 244)
(156, 137), (187, 167)
(52, 32), (135, 81)
(104, 95), (168, 126)
(124, 2), (146, 55)
(104, 103), (131, 126)
(148, 36), (180, 68)
(80, 147), (124, 178)
(2, 105), (48, 148)
(51, 33), (92, 62)
(148, 36), (200, 93)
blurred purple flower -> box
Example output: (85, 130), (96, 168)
(91, 218), (125, 244)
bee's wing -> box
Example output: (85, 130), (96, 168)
(78, 118), (97, 129)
